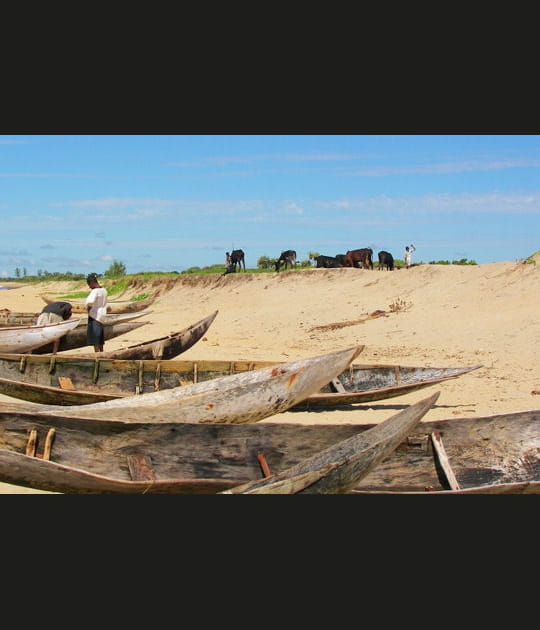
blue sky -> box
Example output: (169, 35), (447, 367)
(1, 133), (539, 277)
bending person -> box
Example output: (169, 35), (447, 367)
(36, 301), (73, 354)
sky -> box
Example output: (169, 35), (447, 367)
(1, 133), (539, 277)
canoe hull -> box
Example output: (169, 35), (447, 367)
(0, 350), (481, 408)
(31, 321), (148, 354)
(0, 401), (537, 494)
(66, 310), (219, 360)
(0, 319), (81, 353)
(41, 294), (155, 314)
(0, 309), (152, 328)
(0, 346), (363, 424)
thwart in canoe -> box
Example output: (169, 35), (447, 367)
(0, 392), (440, 494)
(0, 346), (363, 424)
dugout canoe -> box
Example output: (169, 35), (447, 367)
(40, 293), (156, 314)
(348, 408), (540, 493)
(292, 362), (483, 407)
(0, 319), (81, 354)
(0, 392), (438, 494)
(0, 350), (483, 408)
(0, 309), (152, 328)
(0, 346), (362, 424)
(31, 321), (148, 355)
(68, 310), (219, 360)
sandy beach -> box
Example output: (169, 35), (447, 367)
(1, 253), (539, 493)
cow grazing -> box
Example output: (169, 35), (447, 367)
(377, 250), (394, 271)
(315, 255), (341, 268)
(344, 248), (374, 270)
(275, 250), (297, 272)
(230, 249), (245, 271)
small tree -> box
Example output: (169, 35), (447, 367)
(257, 255), (276, 270)
(104, 260), (127, 278)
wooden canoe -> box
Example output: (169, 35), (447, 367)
(0, 350), (484, 409)
(31, 321), (148, 355)
(0, 392), (439, 494)
(347, 408), (540, 493)
(288, 362), (483, 407)
(67, 310), (219, 360)
(0, 346), (363, 424)
(351, 481), (540, 494)
(0, 319), (81, 354)
(40, 293), (156, 314)
(0, 309), (152, 328)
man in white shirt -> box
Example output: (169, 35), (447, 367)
(405, 244), (416, 269)
(85, 273), (108, 352)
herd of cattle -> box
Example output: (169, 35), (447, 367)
(224, 248), (395, 274)
(315, 249), (395, 271)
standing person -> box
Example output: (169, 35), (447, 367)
(405, 244), (416, 269)
(85, 273), (108, 352)
(225, 251), (231, 266)
(36, 301), (73, 354)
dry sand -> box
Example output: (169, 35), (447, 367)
(1, 253), (539, 493)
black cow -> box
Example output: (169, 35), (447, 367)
(334, 254), (347, 266)
(315, 255), (341, 268)
(221, 264), (236, 276)
(275, 250), (297, 272)
(344, 248), (373, 270)
(377, 250), (394, 271)
(230, 249), (245, 271)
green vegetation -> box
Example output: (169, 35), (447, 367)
(523, 251), (539, 265)
(426, 258), (477, 265)
(103, 260), (127, 278)
(2, 255), (488, 286)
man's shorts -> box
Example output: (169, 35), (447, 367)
(87, 317), (105, 346)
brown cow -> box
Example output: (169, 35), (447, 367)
(344, 248), (373, 270)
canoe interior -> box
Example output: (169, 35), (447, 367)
(0, 412), (366, 493)
(354, 410), (540, 492)
(0, 409), (537, 494)
(0, 354), (277, 400)
(0, 351), (481, 407)
(0, 310), (41, 327)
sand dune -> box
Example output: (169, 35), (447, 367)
(1, 254), (539, 493)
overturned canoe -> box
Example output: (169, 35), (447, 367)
(0, 392), (438, 494)
(31, 321), (148, 355)
(0, 319), (81, 354)
(41, 294), (156, 314)
(0, 349), (483, 409)
(0, 346), (363, 424)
